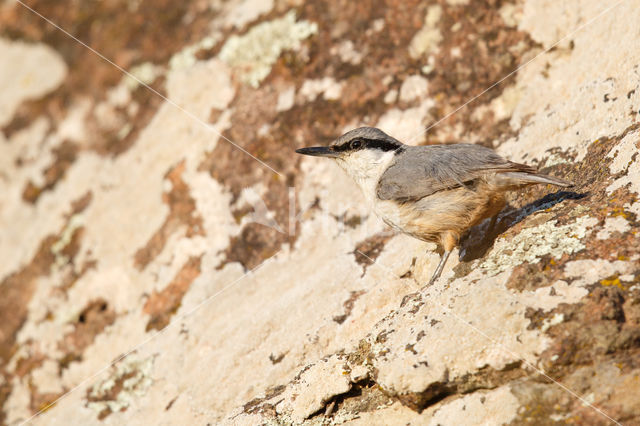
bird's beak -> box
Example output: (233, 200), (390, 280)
(295, 146), (340, 158)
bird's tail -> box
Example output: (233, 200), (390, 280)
(500, 171), (574, 187)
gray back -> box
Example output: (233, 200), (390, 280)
(377, 144), (533, 201)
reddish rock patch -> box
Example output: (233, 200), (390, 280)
(522, 284), (640, 424)
(541, 286), (640, 372)
(144, 256), (202, 332)
(14, 347), (46, 380)
(0, 192), (92, 423)
(0, 194), (91, 366)
(58, 299), (116, 368)
(21, 141), (78, 204)
(424, 0), (538, 146)
(134, 161), (204, 270)
(501, 124), (640, 291)
(333, 290), (367, 324)
(220, 224), (290, 271)
(0, 0), (216, 156)
(0, 234), (61, 348)
(353, 233), (394, 270)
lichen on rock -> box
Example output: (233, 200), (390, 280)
(219, 11), (319, 87)
(85, 356), (155, 420)
(480, 212), (599, 276)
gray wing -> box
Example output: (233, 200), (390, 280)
(376, 144), (535, 202)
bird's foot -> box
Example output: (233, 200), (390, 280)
(427, 250), (451, 286)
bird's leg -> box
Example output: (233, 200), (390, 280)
(428, 231), (458, 285)
(428, 250), (451, 285)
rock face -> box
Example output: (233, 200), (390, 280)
(1, 0), (639, 424)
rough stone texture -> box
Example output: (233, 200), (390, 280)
(0, 0), (639, 425)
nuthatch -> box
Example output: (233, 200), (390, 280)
(296, 127), (573, 285)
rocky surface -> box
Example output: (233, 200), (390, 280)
(1, 0), (639, 424)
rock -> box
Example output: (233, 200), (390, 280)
(0, 0), (639, 425)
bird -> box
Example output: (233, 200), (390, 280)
(296, 127), (574, 285)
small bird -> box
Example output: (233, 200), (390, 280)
(296, 127), (573, 285)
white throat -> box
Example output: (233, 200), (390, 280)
(335, 150), (396, 205)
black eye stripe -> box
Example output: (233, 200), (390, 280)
(365, 138), (404, 152)
(332, 138), (403, 153)
(332, 142), (353, 152)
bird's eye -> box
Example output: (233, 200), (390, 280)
(350, 139), (363, 150)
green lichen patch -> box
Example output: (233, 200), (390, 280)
(492, 124), (640, 294)
(480, 213), (598, 277)
(220, 11), (318, 88)
(86, 356), (155, 420)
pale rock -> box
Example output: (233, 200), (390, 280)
(0, 38), (67, 126)
(597, 216), (632, 240)
(125, 61), (163, 89)
(500, 1), (640, 163)
(376, 99), (435, 145)
(299, 77), (343, 102)
(427, 386), (519, 426)
(408, 5), (443, 59)
(384, 89), (398, 104)
(331, 40), (364, 65)
(606, 130), (640, 195)
(277, 85), (296, 111)
(222, 0), (274, 29)
(499, 3), (522, 27)
(399, 75), (429, 103)
(275, 355), (352, 422)
(4, 1), (640, 425)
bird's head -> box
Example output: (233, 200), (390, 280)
(296, 127), (404, 181)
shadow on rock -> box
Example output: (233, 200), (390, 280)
(459, 190), (588, 262)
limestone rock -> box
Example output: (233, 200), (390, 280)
(1, 1), (639, 425)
